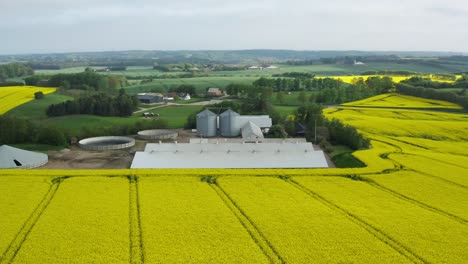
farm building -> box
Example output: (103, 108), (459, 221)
(181, 93), (191, 100)
(137, 93), (163, 104)
(131, 142), (329, 169)
(164, 92), (177, 101)
(207, 88), (223, 96)
(0, 145), (48, 169)
(198, 109), (272, 138)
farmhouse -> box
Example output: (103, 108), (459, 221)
(164, 92), (177, 101)
(180, 93), (191, 100)
(207, 88), (222, 96)
(137, 93), (163, 104)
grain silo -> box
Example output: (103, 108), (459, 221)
(196, 109), (217, 137)
(220, 109), (241, 137)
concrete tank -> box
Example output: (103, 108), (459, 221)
(220, 109), (241, 137)
(196, 109), (217, 137)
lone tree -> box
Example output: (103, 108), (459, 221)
(34, 91), (44, 99)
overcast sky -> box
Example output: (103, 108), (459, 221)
(1, 0), (468, 54)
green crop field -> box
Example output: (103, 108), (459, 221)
(124, 77), (259, 95)
(40, 104), (202, 135)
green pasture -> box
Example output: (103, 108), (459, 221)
(6, 93), (73, 119)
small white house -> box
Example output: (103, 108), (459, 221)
(354, 61), (367, 66)
(183, 93), (191, 100)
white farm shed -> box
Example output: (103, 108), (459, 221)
(0, 145), (48, 169)
(131, 142), (328, 169)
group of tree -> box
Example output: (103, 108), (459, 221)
(0, 115), (68, 146)
(247, 77), (342, 93)
(0, 63), (34, 80)
(25, 72), (128, 92)
(168, 84), (196, 96)
(310, 76), (393, 105)
(267, 103), (370, 151)
(401, 76), (468, 89)
(46, 89), (138, 117)
(76, 119), (168, 139)
(272, 72), (315, 78)
(361, 70), (416, 76)
(396, 83), (468, 109)
(326, 119), (370, 150)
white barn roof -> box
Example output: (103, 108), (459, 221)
(238, 116), (272, 128)
(241, 121), (264, 139)
(0, 145), (48, 169)
(132, 142), (328, 169)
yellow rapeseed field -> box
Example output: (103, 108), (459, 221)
(316, 75), (457, 84)
(342, 93), (462, 109)
(0, 94), (467, 263)
(0, 86), (56, 114)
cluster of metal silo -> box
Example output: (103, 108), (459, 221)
(196, 109), (218, 137)
(219, 109), (241, 137)
(196, 108), (243, 137)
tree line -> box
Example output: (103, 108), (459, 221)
(24, 72), (128, 91)
(401, 76), (468, 89)
(46, 90), (138, 117)
(0, 63), (34, 81)
(310, 76), (393, 104)
(396, 83), (468, 109)
(0, 115), (68, 146)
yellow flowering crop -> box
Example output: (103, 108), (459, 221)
(217, 176), (408, 263)
(341, 93), (462, 109)
(1, 94), (467, 262)
(294, 176), (468, 263)
(11, 177), (130, 263)
(0, 86), (56, 114)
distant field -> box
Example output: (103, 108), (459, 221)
(342, 93), (463, 109)
(271, 91), (316, 106)
(135, 105), (203, 128)
(39, 105), (203, 136)
(274, 105), (297, 116)
(124, 77), (258, 94)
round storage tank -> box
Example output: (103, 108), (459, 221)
(196, 109), (217, 137)
(78, 136), (135, 150)
(220, 109), (241, 137)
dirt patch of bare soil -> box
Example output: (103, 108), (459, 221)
(41, 139), (147, 170)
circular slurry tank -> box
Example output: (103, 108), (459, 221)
(137, 129), (178, 140)
(78, 136), (135, 150)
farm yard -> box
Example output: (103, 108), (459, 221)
(1, 94), (467, 263)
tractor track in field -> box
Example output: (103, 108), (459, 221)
(0, 177), (65, 264)
(283, 177), (427, 264)
(364, 179), (468, 225)
(205, 177), (284, 264)
(128, 176), (145, 264)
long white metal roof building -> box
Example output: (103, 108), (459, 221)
(131, 142), (328, 169)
